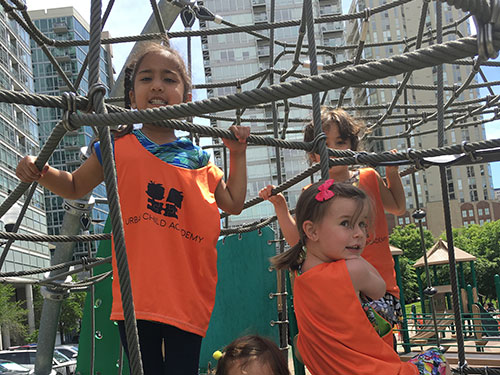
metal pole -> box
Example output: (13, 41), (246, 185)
(35, 197), (93, 375)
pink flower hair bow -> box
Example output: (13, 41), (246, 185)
(315, 179), (335, 202)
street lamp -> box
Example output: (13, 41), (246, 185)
(1, 203), (21, 233)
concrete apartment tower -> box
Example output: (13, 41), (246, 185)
(198, 0), (346, 228)
(345, 0), (499, 236)
(29, 7), (114, 258)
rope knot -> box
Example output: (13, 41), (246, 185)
(461, 141), (481, 162)
(86, 83), (107, 113)
(310, 132), (327, 154)
(61, 92), (79, 132)
(407, 148), (424, 170)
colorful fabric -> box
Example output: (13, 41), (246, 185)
(133, 129), (210, 169)
(94, 128), (210, 169)
(359, 168), (400, 298)
(408, 348), (448, 375)
(361, 296), (393, 338)
(111, 134), (224, 337)
(366, 292), (404, 326)
(294, 260), (418, 375)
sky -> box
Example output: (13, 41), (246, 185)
(26, 0), (500, 188)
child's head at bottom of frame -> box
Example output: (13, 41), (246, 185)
(215, 335), (290, 375)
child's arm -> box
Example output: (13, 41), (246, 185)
(215, 125), (250, 215)
(259, 185), (300, 246)
(346, 257), (386, 300)
(374, 151), (406, 215)
(16, 153), (104, 200)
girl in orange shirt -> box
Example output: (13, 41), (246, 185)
(260, 108), (405, 333)
(16, 41), (250, 375)
(270, 180), (449, 375)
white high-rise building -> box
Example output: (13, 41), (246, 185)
(345, 0), (498, 236)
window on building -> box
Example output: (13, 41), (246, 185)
(405, 217), (410, 224)
(478, 208), (483, 216)
(468, 209), (473, 217)
(462, 210), (467, 218)
(485, 207), (490, 215)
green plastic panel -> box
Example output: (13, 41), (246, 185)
(199, 227), (279, 372)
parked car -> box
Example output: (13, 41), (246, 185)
(0, 349), (75, 375)
(54, 346), (78, 360)
(0, 359), (32, 374)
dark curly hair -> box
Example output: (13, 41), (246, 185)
(303, 107), (366, 163)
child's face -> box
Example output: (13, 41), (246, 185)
(304, 197), (368, 262)
(227, 358), (273, 375)
(129, 51), (185, 111)
(310, 122), (352, 164)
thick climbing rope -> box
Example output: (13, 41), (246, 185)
(0, 0), (497, 373)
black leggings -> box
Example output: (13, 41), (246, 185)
(117, 320), (202, 375)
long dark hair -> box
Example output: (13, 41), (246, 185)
(271, 181), (373, 271)
(215, 335), (290, 375)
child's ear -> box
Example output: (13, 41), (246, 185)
(302, 220), (318, 241)
(186, 92), (192, 102)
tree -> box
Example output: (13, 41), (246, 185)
(447, 220), (500, 301)
(389, 224), (435, 303)
(58, 286), (86, 344)
(389, 224), (435, 261)
(0, 284), (27, 345)
(32, 279), (86, 344)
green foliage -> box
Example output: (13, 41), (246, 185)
(390, 224), (435, 261)
(389, 225), (435, 302)
(447, 220), (500, 300)
(0, 284), (27, 343)
(59, 287), (86, 343)
(397, 256), (419, 303)
(32, 278), (86, 344)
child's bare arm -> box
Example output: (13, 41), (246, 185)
(215, 125), (249, 214)
(374, 154), (406, 215)
(346, 257), (386, 300)
(16, 153), (104, 200)
(259, 185), (300, 246)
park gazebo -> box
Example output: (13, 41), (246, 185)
(414, 239), (477, 314)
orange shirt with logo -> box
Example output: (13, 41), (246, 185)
(110, 134), (223, 337)
(295, 260), (418, 375)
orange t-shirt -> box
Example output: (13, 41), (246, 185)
(110, 134), (223, 337)
(359, 168), (399, 298)
(295, 260), (418, 375)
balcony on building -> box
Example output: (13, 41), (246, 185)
(321, 23), (343, 34)
(319, 5), (341, 16)
(254, 12), (268, 24)
(251, 0), (266, 7)
(257, 40), (270, 58)
(63, 66), (73, 76)
(53, 22), (68, 34)
(54, 53), (71, 63)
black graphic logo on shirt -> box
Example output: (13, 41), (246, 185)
(146, 181), (183, 219)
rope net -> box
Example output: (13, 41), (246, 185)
(0, 0), (498, 373)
